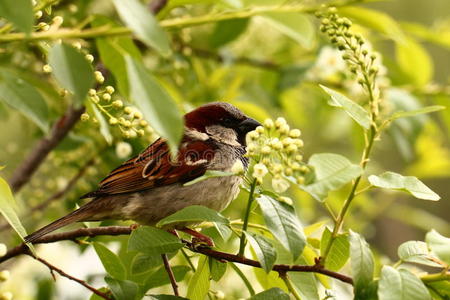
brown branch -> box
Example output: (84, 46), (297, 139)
(0, 226), (353, 285)
(161, 253), (179, 296)
(34, 255), (112, 300)
(9, 105), (85, 193)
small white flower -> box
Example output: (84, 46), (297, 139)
(278, 196), (293, 206)
(88, 89), (96, 96)
(275, 117), (287, 128)
(247, 131), (259, 140)
(216, 291), (225, 299)
(105, 86), (115, 94)
(0, 270), (10, 282)
(261, 145), (271, 154)
(272, 176), (290, 193)
(263, 119), (274, 128)
(256, 126), (265, 134)
(253, 163), (268, 179)
(289, 129), (301, 138)
(42, 64), (52, 73)
(85, 54), (94, 63)
(116, 142), (132, 158)
(279, 124), (290, 135)
(231, 160), (244, 175)
(286, 144), (298, 153)
(0, 244), (6, 257)
(282, 137), (294, 147)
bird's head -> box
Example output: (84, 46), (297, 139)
(184, 102), (261, 146)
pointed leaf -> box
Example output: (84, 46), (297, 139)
(130, 253), (163, 275)
(320, 85), (371, 129)
(88, 101), (113, 145)
(210, 18), (249, 48)
(48, 43), (94, 105)
(0, 0), (33, 34)
(93, 243), (126, 280)
(397, 241), (442, 267)
(187, 256), (210, 300)
(302, 153), (363, 201)
(261, 12), (314, 49)
(105, 277), (139, 300)
(0, 70), (49, 132)
(249, 288), (290, 300)
(349, 231), (374, 297)
(245, 231), (277, 273)
(157, 205), (229, 227)
(320, 227), (349, 271)
(425, 230), (450, 265)
(290, 255), (320, 300)
(112, 0), (171, 56)
(378, 266), (431, 300)
(256, 195), (305, 261)
(368, 171), (440, 201)
(128, 226), (183, 255)
(390, 105), (445, 121)
(209, 257), (227, 282)
(125, 57), (183, 153)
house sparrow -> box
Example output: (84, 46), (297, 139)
(25, 102), (260, 244)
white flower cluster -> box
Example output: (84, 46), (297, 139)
(0, 243), (12, 300)
(247, 117), (309, 193)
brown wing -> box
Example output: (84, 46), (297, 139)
(81, 137), (217, 198)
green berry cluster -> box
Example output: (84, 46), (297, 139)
(316, 7), (381, 118)
(246, 118), (309, 193)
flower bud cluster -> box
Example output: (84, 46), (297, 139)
(0, 244), (11, 300)
(316, 7), (383, 116)
(247, 118), (309, 193)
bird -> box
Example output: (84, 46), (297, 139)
(25, 102), (261, 245)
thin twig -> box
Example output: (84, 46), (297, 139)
(34, 256), (112, 300)
(161, 253), (179, 296)
(0, 226), (354, 285)
(8, 105), (85, 192)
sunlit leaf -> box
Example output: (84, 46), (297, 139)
(88, 101), (112, 145)
(320, 227), (349, 271)
(210, 18), (249, 48)
(290, 255), (320, 300)
(187, 256), (210, 300)
(425, 230), (450, 265)
(261, 12), (315, 49)
(378, 266), (431, 300)
(245, 231), (277, 273)
(209, 257), (227, 281)
(396, 37), (433, 87)
(93, 242), (126, 280)
(183, 170), (234, 186)
(390, 105), (445, 121)
(105, 277), (139, 300)
(128, 226), (183, 255)
(48, 43), (94, 105)
(349, 231), (375, 298)
(249, 288), (290, 300)
(113, 0), (171, 56)
(157, 205), (229, 227)
(256, 195), (305, 261)
(0, 70), (49, 132)
(397, 241), (442, 267)
(125, 57), (183, 153)
(368, 171), (440, 201)
(302, 153), (363, 201)
(0, 0), (33, 34)
(320, 85), (371, 129)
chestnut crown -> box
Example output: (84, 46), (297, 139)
(185, 102), (261, 144)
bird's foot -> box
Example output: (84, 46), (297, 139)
(180, 227), (215, 248)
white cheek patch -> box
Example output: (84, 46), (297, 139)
(185, 158), (208, 166)
(206, 125), (240, 146)
(185, 129), (209, 141)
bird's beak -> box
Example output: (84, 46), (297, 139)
(238, 117), (261, 134)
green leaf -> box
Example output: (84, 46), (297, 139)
(94, 16), (142, 96)
(210, 18), (249, 48)
(261, 12), (314, 49)
(143, 265), (190, 290)
(249, 287), (290, 300)
(48, 43), (94, 105)
(245, 231), (277, 273)
(187, 256), (210, 300)
(290, 255), (320, 300)
(425, 230), (450, 265)
(112, 0), (171, 56)
(256, 195), (305, 261)
(397, 241), (442, 267)
(320, 227), (349, 271)
(148, 296), (189, 300)
(0, 70), (49, 132)
(378, 266), (431, 300)
(209, 257), (227, 281)
(105, 277), (139, 300)
(0, 0), (33, 34)
(390, 105), (445, 121)
(320, 85), (371, 129)
(130, 253), (162, 275)
(396, 37), (433, 87)
(339, 6), (405, 42)
(125, 57), (183, 153)
(93, 243), (126, 280)
(156, 205), (229, 227)
(183, 170), (234, 186)
(88, 101), (113, 145)
(349, 231), (374, 298)
(425, 281), (450, 300)
(302, 153), (363, 201)
(368, 171), (440, 201)
(0, 177), (33, 252)
(128, 226), (183, 255)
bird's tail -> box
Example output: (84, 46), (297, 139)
(25, 205), (93, 243)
